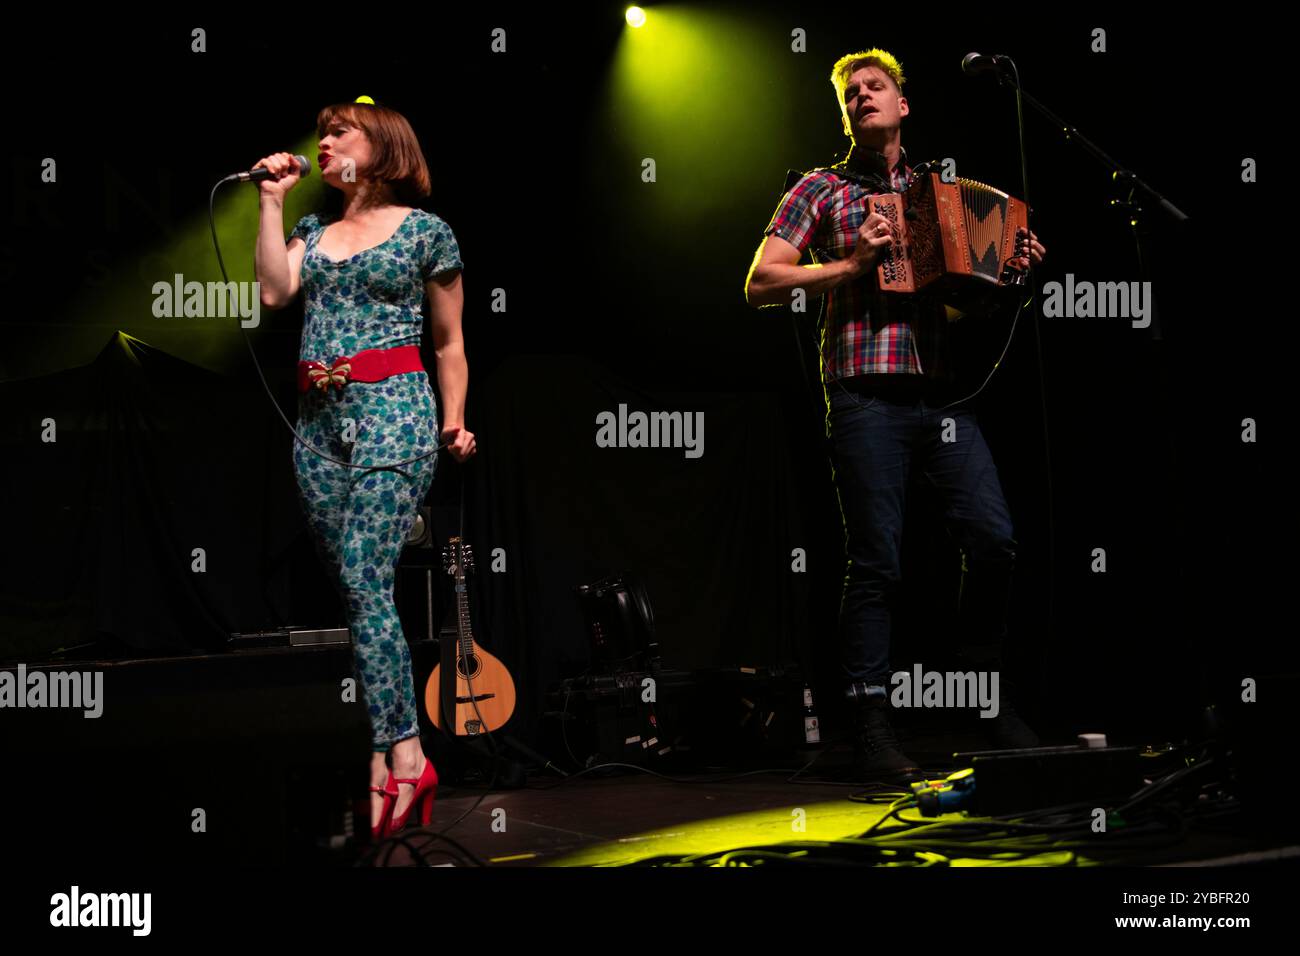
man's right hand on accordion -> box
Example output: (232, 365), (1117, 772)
(999, 226), (1047, 283)
(945, 227), (1047, 320)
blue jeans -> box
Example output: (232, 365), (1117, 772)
(825, 380), (1016, 697)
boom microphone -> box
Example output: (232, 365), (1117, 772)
(961, 52), (1012, 77)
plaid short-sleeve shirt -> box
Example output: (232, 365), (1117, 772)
(763, 144), (951, 385)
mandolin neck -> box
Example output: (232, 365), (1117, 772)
(455, 573), (475, 656)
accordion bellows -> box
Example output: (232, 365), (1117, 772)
(872, 172), (1028, 301)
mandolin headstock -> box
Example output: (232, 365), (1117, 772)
(442, 536), (473, 579)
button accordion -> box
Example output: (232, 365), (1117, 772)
(870, 171), (1029, 305)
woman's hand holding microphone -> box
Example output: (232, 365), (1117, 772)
(252, 152), (303, 201)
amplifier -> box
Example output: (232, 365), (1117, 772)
(543, 664), (808, 771)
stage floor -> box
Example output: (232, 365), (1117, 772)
(362, 730), (1290, 868)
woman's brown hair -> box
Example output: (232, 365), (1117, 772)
(316, 101), (432, 206)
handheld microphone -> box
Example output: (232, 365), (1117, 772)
(224, 155), (312, 184)
(961, 52), (1012, 77)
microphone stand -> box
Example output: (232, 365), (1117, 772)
(994, 79), (1190, 224)
(987, 59), (1196, 706)
(988, 66), (1189, 337)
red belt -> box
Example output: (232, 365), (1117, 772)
(297, 345), (424, 394)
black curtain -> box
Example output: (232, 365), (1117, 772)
(0, 332), (325, 660)
(461, 353), (822, 739)
(1, 338), (838, 742)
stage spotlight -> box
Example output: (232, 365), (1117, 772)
(626, 6), (647, 28)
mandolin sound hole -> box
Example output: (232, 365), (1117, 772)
(456, 655), (482, 679)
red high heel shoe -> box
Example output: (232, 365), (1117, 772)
(388, 754), (438, 834)
(370, 771), (398, 841)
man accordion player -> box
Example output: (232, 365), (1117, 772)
(744, 48), (1047, 783)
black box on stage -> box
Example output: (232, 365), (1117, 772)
(544, 666), (695, 769)
(0, 647), (373, 866)
(691, 664), (807, 763)
(542, 663), (808, 771)
(965, 745), (1143, 816)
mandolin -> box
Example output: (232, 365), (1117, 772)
(424, 536), (516, 736)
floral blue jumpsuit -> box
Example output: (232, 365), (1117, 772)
(287, 208), (462, 752)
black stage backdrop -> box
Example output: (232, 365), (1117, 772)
(0, 334), (326, 659)
(0, 7), (1284, 745)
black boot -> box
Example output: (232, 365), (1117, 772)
(978, 676), (1041, 750)
(851, 694), (925, 783)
